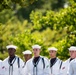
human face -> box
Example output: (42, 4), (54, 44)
(24, 54), (32, 61)
(69, 50), (76, 58)
(33, 48), (40, 57)
(8, 48), (16, 57)
(49, 50), (57, 58)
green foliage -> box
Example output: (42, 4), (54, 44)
(0, 0), (36, 11)
(0, 17), (28, 53)
(50, 0), (66, 11)
(30, 4), (76, 31)
(0, 0), (67, 11)
(1, 0), (76, 60)
(29, 1), (76, 60)
(0, 9), (15, 24)
(11, 30), (48, 56)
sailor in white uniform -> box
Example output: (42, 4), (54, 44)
(22, 50), (32, 68)
(23, 44), (51, 75)
(60, 46), (76, 75)
(48, 47), (62, 75)
(68, 46), (76, 75)
(2, 45), (24, 75)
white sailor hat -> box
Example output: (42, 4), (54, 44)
(48, 47), (58, 51)
(32, 44), (41, 49)
(68, 46), (76, 51)
(6, 45), (17, 50)
(22, 50), (32, 55)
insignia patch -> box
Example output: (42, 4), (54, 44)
(46, 65), (49, 68)
(2, 66), (5, 69)
(62, 67), (65, 69)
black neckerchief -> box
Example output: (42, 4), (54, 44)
(70, 58), (74, 62)
(8, 56), (16, 75)
(33, 56), (40, 75)
(33, 56), (40, 64)
(50, 58), (58, 74)
(50, 58), (57, 67)
(9, 56), (15, 63)
(22, 62), (26, 68)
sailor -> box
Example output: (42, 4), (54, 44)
(48, 47), (62, 75)
(23, 44), (50, 75)
(2, 45), (24, 75)
(22, 50), (32, 68)
(69, 56), (76, 75)
(60, 46), (76, 75)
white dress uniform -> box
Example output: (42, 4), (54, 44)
(23, 56), (51, 75)
(2, 56), (24, 75)
(59, 58), (71, 75)
(48, 47), (62, 75)
(50, 58), (62, 75)
(60, 46), (76, 75)
(68, 58), (76, 75)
